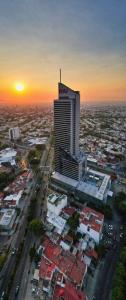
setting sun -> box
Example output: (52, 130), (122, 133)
(15, 82), (25, 92)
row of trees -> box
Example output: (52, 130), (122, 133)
(114, 192), (126, 219)
(28, 144), (45, 166)
(112, 246), (126, 300)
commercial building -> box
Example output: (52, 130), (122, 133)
(9, 127), (20, 141)
(0, 148), (17, 166)
(51, 168), (111, 203)
(54, 82), (86, 181)
(78, 207), (104, 244)
(52, 80), (112, 204)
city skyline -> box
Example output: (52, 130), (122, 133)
(0, 0), (126, 105)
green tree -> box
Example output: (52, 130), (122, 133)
(120, 247), (126, 266)
(68, 212), (79, 232)
(0, 254), (6, 271)
(29, 219), (45, 236)
(112, 286), (125, 300)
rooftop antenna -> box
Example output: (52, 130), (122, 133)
(60, 68), (62, 83)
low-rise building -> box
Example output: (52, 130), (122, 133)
(78, 207), (104, 244)
(3, 190), (23, 207)
(0, 208), (16, 233)
(47, 193), (67, 217)
(41, 238), (87, 287)
(47, 213), (66, 235)
(53, 281), (87, 300)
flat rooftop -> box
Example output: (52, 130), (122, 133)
(0, 209), (15, 227)
(51, 169), (111, 201)
(47, 193), (66, 205)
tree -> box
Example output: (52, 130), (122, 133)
(120, 247), (126, 267)
(95, 243), (106, 259)
(114, 192), (126, 218)
(67, 212), (79, 232)
(29, 219), (45, 236)
(0, 255), (6, 271)
(112, 286), (125, 300)
(36, 144), (45, 151)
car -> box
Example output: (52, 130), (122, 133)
(11, 248), (16, 255)
(15, 285), (19, 296)
(0, 292), (5, 300)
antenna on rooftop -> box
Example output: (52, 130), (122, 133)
(60, 68), (62, 83)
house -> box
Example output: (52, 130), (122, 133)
(52, 282), (87, 300)
(78, 207), (104, 244)
(47, 193), (67, 217)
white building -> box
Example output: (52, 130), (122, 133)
(0, 148), (17, 166)
(52, 167), (111, 203)
(47, 213), (66, 235)
(9, 127), (20, 141)
(47, 193), (67, 217)
(0, 209), (16, 233)
(27, 137), (48, 146)
(47, 193), (67, 234)
(3, 190), (23, 207)
(78, 207), (104, 244)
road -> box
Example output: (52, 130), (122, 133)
(0, 177), (37, 299)
(7, 139), (53, 300)
(94, 241), (120, 300)
(94, 204), (122, 300)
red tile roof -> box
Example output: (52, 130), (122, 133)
(62, 207), (76, 216)
(86, 249), (98, 260)
(42, 238), (87, 285)
(39, 257), (55, 280)
(52, 282), (86, 300)
(80, 207), (104, 233)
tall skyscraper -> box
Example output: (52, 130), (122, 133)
(54, 82), (86, 181)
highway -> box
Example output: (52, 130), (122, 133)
(7, 140), (53, 300)
(94, 209), (121, 300)
(0, 177), (37, 299)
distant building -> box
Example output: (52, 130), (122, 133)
(78, 207), (104, 244)
(54, 82), (86, 181)
(27, 137), (48, 146)
(9, 127), (20, 141)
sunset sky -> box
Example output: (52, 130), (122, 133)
(0, 0), (126, 105)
